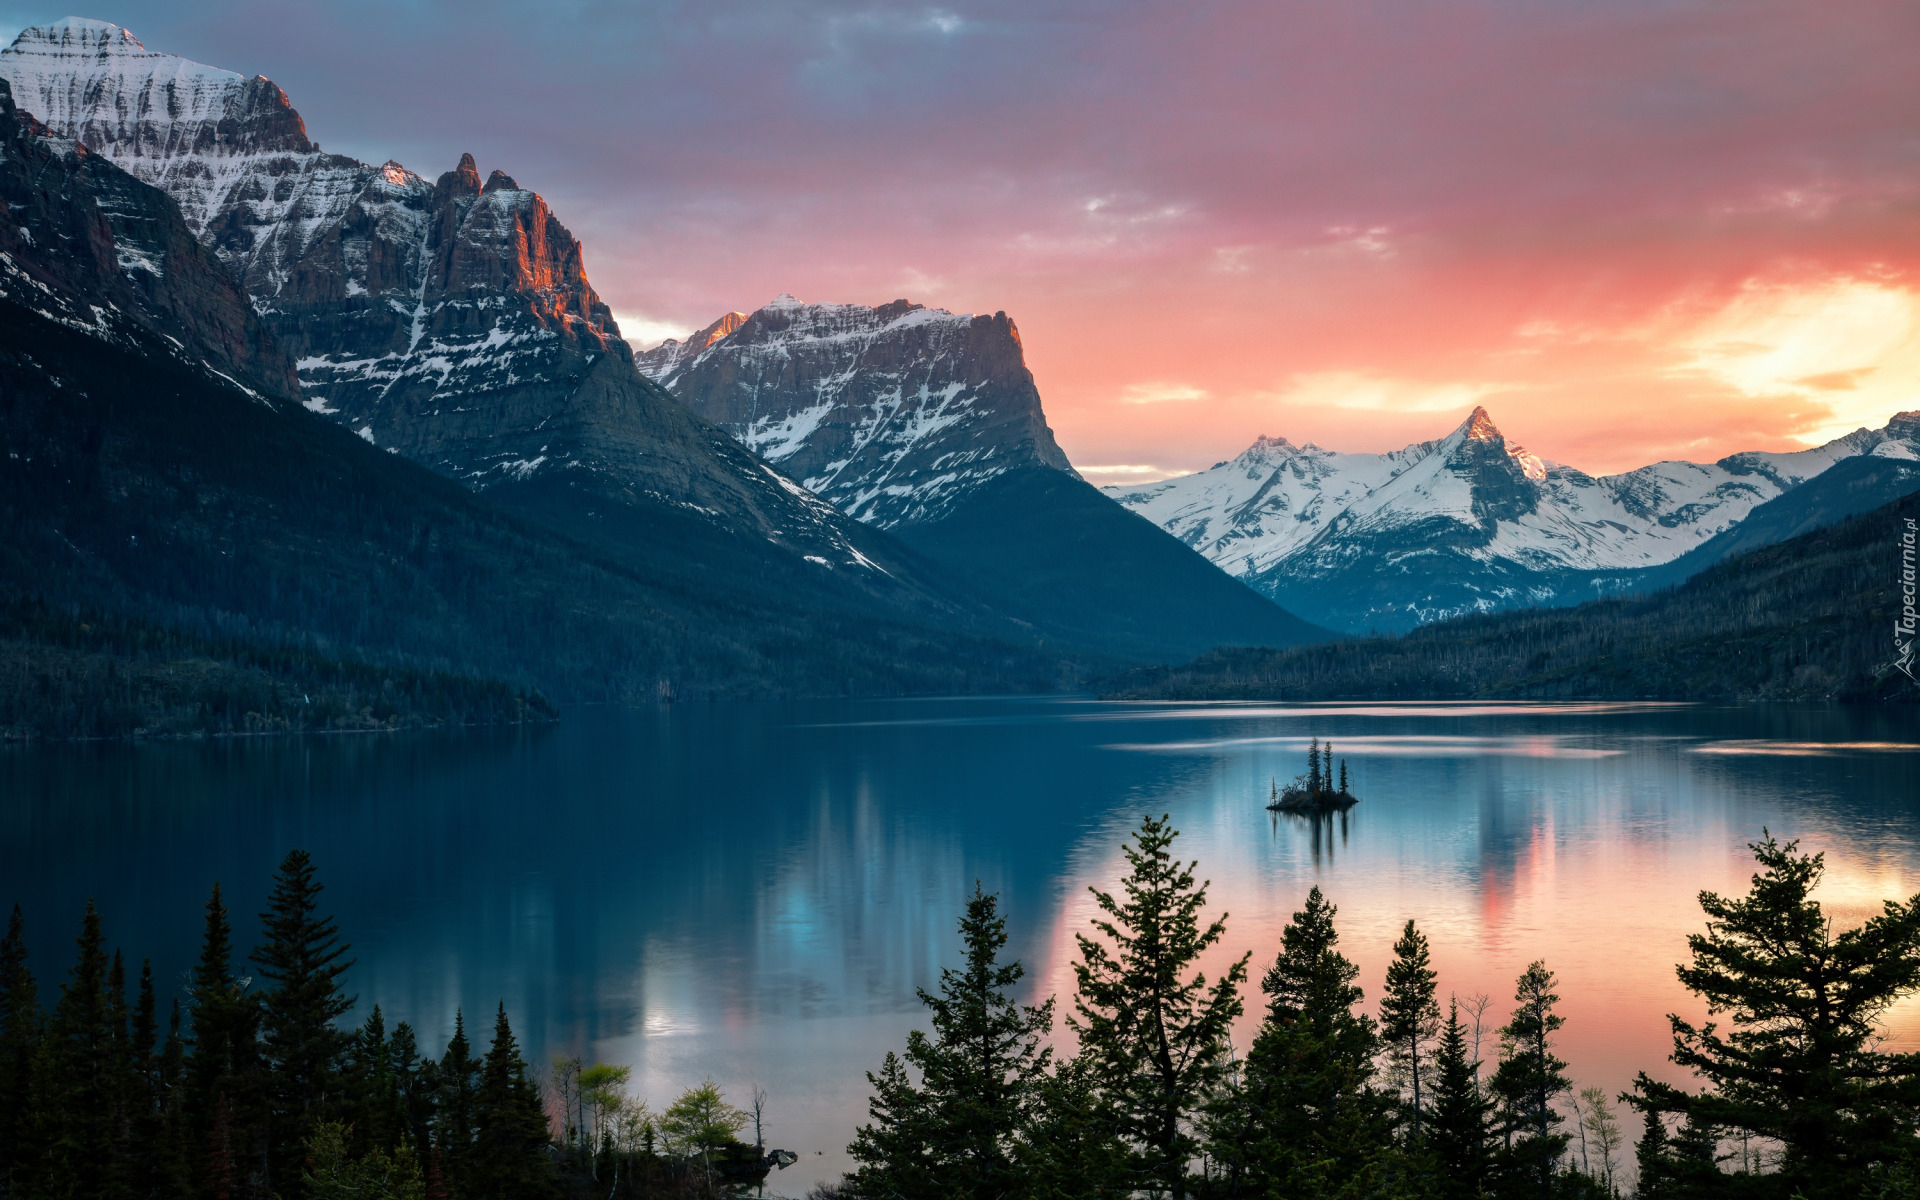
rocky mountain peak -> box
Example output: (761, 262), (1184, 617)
(1458, 405), (1503, 443)
(1, 20), (319, 226)
(439, 152), (484, 199)
(482, 168), (520, 194)
(639, 295), (1076, 527)
(1889, 410), (1920, 441)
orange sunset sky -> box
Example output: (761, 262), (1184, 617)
(39, 0), (1920, 483)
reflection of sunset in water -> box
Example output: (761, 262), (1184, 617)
(4, 697), (1917, 1189)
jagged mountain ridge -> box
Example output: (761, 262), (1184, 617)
(0, 16), (906, 580)
(1108, 405), (1920, 632)
(638, 295), (1077, 527)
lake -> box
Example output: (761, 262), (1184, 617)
(5, 697), (1919, 1193)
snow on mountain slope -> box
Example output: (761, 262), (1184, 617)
(1109, 405), (1920, 631)
(639, 296), (1077, 527)
(0, 17), (903, 575)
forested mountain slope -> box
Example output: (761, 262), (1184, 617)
(1103, 486), (1920, 702)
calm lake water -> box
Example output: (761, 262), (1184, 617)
(5, 698), (1920, 1192)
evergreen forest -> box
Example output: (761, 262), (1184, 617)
(4, 822), (1918, 1200)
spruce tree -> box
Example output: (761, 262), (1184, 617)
(187, 882), (266, 1200)
(253, 849), (355, 1196)
(0, 904), (41, 1197)
(1428, 1000), (1495, 1200)
(1490, 961), (1571, 1199)
(1069, 815), (1247, 1199)
(433, 1013), (480, 1192)
(128, 958), (162, 1198)
(1625, 833), (1920, 1200)
(1211, 885), (1391, 1199)
(348, 1005), (405, 1158)
(849, 885), (1054, 1199)
(39, 902), (119, 1198)
(1631, 1108), (1668, 1200)
(470, 1004), (557, 1200)
(1380, 919), (1441, 1143)
(1016, 1054), (1131, 1200)
(1308, 739), (1324, 797)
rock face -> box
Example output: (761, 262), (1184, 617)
(0, 75), (294, 398)
(1109, 405), (1920, 633)
(645, 296), (1328, 658)
(639, 296), (1077, 526)
(0, 17), (903, 572)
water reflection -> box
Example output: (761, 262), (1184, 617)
(3, 698), (1918, 1193)
(1272, 808), (1353, 865)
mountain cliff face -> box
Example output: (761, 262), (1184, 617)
(0, 17), (907, 577)
(639, 295), (1076, 526)
(644, 296), (1327, 658)
(1109, 406), (1920, 632)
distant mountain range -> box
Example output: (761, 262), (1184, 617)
(642, 295), (1326, 659)
(1102, 485), (1920, 703)
(1108, 405), (1920, 633)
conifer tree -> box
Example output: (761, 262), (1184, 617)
(1308, 739), (1324, 796)
(128, 958), (163, 1198)
(1631, 1108), (1668, 1200)
(254, 849), (355, 1195)
(1490, 961), (1571, 1199)
(1380, 919), (1441, 1143)
(0, 905), (40, 1196)
(433, 1013), (480, 1192)
(1339, 759), (1350, 796)
(40, 902), (119, 1197)
(391, 1020), (434, 1169)
(470, 1004), (557, 1199)
(1625, 833), (1920, 1200)
(1070, 815), (1246, 1199)
(348, 1005), (405, 1157)
(156, 997), (194, 1200)
(850, 885), (1055, 1199)
(185, 881), (263, 1194)
(1016, 1054), (1131, 1200)
(1210, 886), (1390, 1199)
(1428, 1001), (1495, 1200)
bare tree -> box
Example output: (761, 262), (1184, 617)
(1579, 1085), (1623, 1196)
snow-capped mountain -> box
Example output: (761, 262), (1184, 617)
(638, 296), (1077, 527)
(1108, 406), (1920, 632)
(0, 16), (897, 573)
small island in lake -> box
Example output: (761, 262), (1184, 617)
(1268, 737), (1359, 812)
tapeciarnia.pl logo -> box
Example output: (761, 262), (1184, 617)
(1897, 516), (1917, 682)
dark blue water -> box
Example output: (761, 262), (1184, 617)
(5, 698), (1918, 1192)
